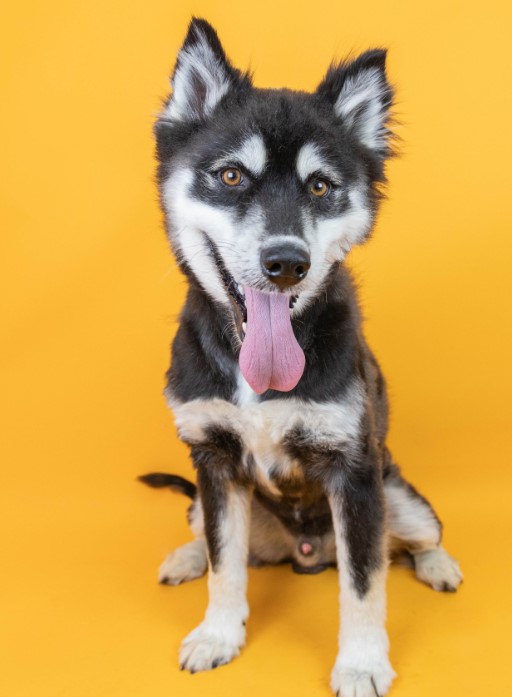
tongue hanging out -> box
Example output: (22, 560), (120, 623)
(239, 287), (305, 394)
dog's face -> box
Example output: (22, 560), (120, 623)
(155, 20), (394, 314)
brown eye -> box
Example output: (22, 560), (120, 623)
(309, 178), (330, 198)
(221, 168), (242, 186)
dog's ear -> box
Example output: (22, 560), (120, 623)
(162, 18), (250, 123)
(316, 50), (394, 157)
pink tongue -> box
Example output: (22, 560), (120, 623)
(239, 287), (305, 394)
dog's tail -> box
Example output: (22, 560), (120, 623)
(138, 473), (197, 500)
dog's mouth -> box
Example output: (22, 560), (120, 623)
(208, 241), (299, 330)
(207, 239), (305, 394)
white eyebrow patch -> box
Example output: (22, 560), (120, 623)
(296, 143), (339, 183)
(214, 133), (267, 176)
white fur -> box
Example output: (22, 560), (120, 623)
(212, 134), (267, 176)
(414, 547), (463, 592)
(385, 483), (441, 550)
(167, 377), (364, 495)
(163, 167), (268, 304)
(304, 188), (372, 255)
(163, 167), (237, 306)
(296, 143), (341, 183)
(291, 188), (371, 316)
(162, 163), (371, 318)
(179, 485), (251, 672)
(165, 31), (232, 122)
(235, 372), (258, 406)
(159, 539), (207, 585)
(334, 67), (389, 151)
(329, 494), (395, 697)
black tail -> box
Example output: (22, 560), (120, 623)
(138, 472), (197, 500)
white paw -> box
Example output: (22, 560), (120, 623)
(179, 620), (246, 673)
(158, 540), (207, 585)
(331, 656), (395, 697)
(414, 546), (463, 592)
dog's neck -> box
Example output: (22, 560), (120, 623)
(173, 263), (362, 402)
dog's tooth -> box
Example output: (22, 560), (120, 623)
(242, 321), (247, 332)
(238, 284), (245, 296)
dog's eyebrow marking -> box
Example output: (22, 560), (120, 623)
(213, 134), (267, 177)
(296, 143), (340, 183)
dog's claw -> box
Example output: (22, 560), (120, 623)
(441, 582), (456, 593)
(371, 676), (381, 697)
(331, 659), (395, 697)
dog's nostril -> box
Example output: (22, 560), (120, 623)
(267, 262), (282, 275)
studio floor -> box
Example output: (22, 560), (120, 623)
(2, 430), (511, 697)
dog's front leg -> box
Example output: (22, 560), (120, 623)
(179, 435), (252, 673)
(326, 449), (395, 697)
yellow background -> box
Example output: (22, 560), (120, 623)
(2, 1), (511, 695)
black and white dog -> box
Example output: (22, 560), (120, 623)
(142, 18), (462, 697)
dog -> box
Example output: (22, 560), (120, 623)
(142, 18), (463, 696)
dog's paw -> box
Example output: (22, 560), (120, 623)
(414, 546), (463, 592)
(179, 620), (246, 673)
(331, 656), (395, 697)
(158, 540), (208, 585)
(331, 666), (395, 697)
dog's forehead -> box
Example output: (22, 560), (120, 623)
(196, 88), (343, 171)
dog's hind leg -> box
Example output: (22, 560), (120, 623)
(148, 484), (208, 585)
(384, 461), (463, 592)
(159, 539), (208, 585)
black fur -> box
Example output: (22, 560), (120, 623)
(138, 472), (197, 499)
(189, 427), (246, 570)
(254, 486), (333, 538)
(167, 265), (362, 404)
(151, 19), (446, 607)
(283, 419), (385, 597)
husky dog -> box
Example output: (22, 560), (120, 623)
(144, 18), (463, 697)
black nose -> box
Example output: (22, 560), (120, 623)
(261, 245), (311, 288)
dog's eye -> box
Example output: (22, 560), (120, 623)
(309, 178), (330, 198)
(220, 168), (243, 187)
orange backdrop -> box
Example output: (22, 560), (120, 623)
(2, 1), (511, 696)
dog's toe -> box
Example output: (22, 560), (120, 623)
(414, 546), (463, 592)
(179, 621), (246, 673)
(331, 657), (395, 697)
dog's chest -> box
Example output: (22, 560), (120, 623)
(169, 377), (364, 495)
(237, 399), (303, 492)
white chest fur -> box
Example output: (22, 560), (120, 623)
(166, 376), (364, 493)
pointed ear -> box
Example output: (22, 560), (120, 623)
(316, 50), (394, 157)
(163, 18), (250, 123)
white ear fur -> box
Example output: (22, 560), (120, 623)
(164, 20), (235, 123)
(317, 51), (393, 156)
(334, 66), (391, 152)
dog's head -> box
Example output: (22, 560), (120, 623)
(155, 19), (394, 393)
